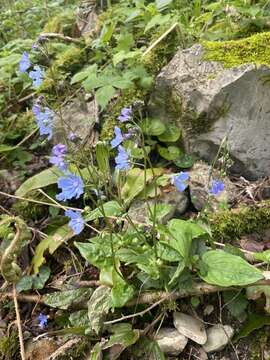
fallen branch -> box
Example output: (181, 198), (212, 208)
(3, 279), (270, 308)
(39, 33), (82, 44)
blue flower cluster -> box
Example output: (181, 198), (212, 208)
(37, 313), (48, 329)
(32, 101), (54, 140)
(209, 179), (224, 196)
(110, 108), (134, 171)
(49, 144), (67, 171)
(172, 172), (189, 192)
(19, 49), (85, 235)
(19, 52), (44, 88)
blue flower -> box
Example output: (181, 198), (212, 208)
(56, 173), (84, 201)
(209, 179), (224, 196)
(172, 172), (189, 192)
(19, 52), (31, 73)
(29, 65), (44, 87)
(65, 209), (85, 235)
(34, 107), (54, 140)
(49, 144), (67, 171)
(115, 145), (131, 171)
(52, 144), (66, 157)
(111, 126), (124, 148)
(37, 313), (48, 329)
(118, 107), (132, 122)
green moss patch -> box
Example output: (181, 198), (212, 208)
(203, 31), (270, 68)
(209, 200), (270, 242)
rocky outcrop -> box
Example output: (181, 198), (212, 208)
(150, 34), (270, 180)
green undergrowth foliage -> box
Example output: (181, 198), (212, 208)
(1, 1), (270, 359)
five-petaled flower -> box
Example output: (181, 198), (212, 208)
(65, 209), (85, 235)
(29, 65), (44, 87)
(115, 145), (131, 171)
(56, 173), (84, 201)
(172, 172), (189, 192)
(49, 144), (67, 171)
(19, 52), (31, 73)
(209, 179), (224, 196)
(118, 107), (132, 122)
(37, 313), (48, 329)
(111, 126), (124, 148)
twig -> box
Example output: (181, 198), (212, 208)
(104, 293), (173, 325)
(13, 285), (26, 360)
(142, 22), (178, 58)
(40, 32), (82, 44)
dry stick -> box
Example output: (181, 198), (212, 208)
(142, 22), (178, 58)
(40, 32), (82, 44)
(13, 285), (26, 360)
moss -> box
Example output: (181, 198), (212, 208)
(143, 26), (180, 76)
(54, 46), (86, 74)
(43, 10), (77, 37)
(0, 329), (19, 360)
(209, 200), (270, 242)
(12, 191), (48, 221)
(203, 31), (270, 68)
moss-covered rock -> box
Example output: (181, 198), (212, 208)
(209, 200), (270, 242)
(203, 31), (270, 68)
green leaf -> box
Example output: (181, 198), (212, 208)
(90, 342), (103, 360)
(199, 250), (264, 286)
(96, 141), (110, 177)
(33, 265), (50, 289)
(111, 268), (135, 308)
(158, 124), (181, 142)
(99, 22), (115, 44)
(235, 314), (270, 341)
(16, 275), (33, 293)
(84, 201), (122, 222)
(148, 203), (174, 224)
(44, 288), (94, 310)
(168, 219), (206, 262)
(223, 291), (248, 319)
(69, 310), (89, 327)
(169, 261), (185, 285)
(121, 167), (164, 205)
(174, 153), (194, 168)
(87, 286), (112, 334)
(254, 250), (270, 263)
(32, 224), (73, 273)
(15, 167), (62, 197)
(0, 144), (17, 153)
(95, 85), (116, 110)
(157, 145), (182, 161)
(70, 65), (97, 85)
(156, 0), (173, 11)
(144, 14), (171, 33)
(140, 118), (166, 136)
(104, 323), (140, 360)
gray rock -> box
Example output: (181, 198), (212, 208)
(150, 43), (270, 180)
(189, 161), (237, 211)
(76, 0), (98, 39)
(203, 324), (234, 353)
(160, 188), (189, 216)
(54, 96), (98, 147)
(127, 189), (189, 225)
(155, 327), (188, 355)
(173, 312), (207, 345)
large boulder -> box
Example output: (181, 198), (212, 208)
(149, 33), (270, 180)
